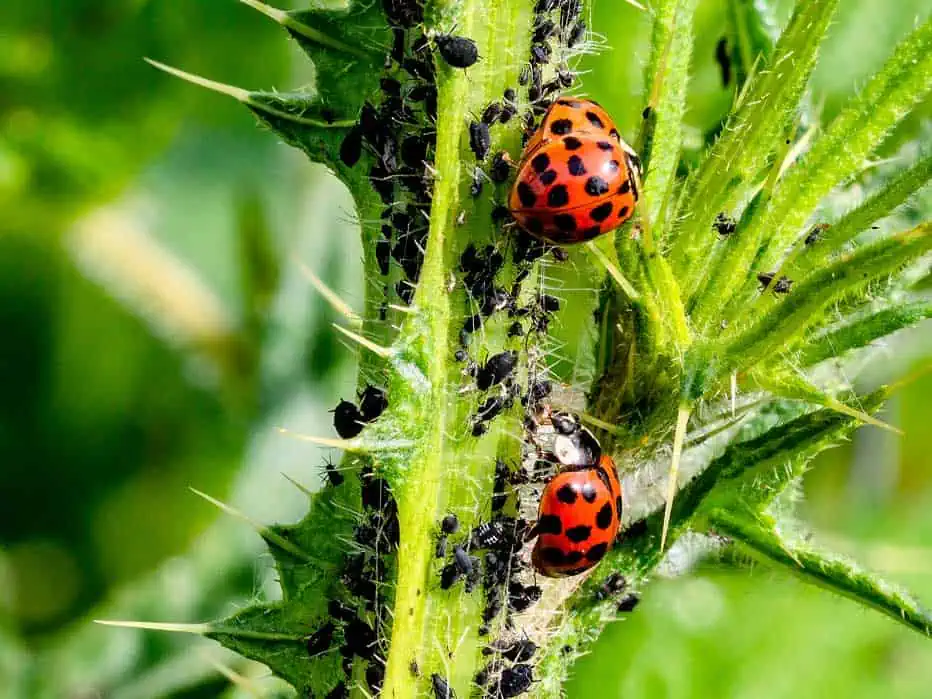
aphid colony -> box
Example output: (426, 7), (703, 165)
(319, 0), (650, 695)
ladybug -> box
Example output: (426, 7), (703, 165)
(531, 455), (622, 577)
(508, 98), (641, 244)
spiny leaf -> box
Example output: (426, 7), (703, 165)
(747, 370), (902, 435)
(709, 16), (932, 324)
(798, 301), (932, 367)
(723, 0), (779, 91)
(240, 0), (388, 111)
(719, 224), (932, 374)
(671, 0), (839, 291)
(209, 603), (343, 696)
(640, 0), (700, 227)
(709, 509), (932, 638)
(787, 151), (932, 280)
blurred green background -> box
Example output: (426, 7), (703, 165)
(1, 0), (930, 697)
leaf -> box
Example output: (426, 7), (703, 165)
(709, 509), (932, 638)
(723, 0), (779, 90)
(798, 301), (932, 367)
(719, 224), (932, 374)
(702, 16), (932, 326)
(670, 0), (840, 291)
(786, 150), (932, 281)
(639, 0), (701, 228)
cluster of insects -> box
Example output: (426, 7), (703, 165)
(319, 0), (659, 694)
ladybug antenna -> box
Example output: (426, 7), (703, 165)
(660, 405), (691, 552)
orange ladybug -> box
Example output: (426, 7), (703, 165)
(531, 454), (623, 578)
(508, 98), (640, 244)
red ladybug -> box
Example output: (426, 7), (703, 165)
(531, 454), (623, 577)
(508, 98), (640, 244)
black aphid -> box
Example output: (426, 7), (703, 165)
(490, 151), (512, 183)
(435, 34), (480, 69)
(498, 664), (534, 697)
(306, 622), (335, 656)
(469, 120), (492, 159)
(333, 400), (364, 438)
(432, 673), (456, 699)
(359, 385), (388, 422)
(340, 126), (364, 167)
(477, 351), (518, 390)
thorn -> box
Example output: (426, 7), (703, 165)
(282, 472), (315, 498)
(293, 256), (361, 324)
(144, 58), (353, 128)
(189, 488), (315, 563)
(144, 59), (251, 101)
(624, 0), (647, 9)
(825, 398), (904, 436)
(332, 323), (395, 358)
(237, 0), (371, 60)
(94, 619), (212, 634)
(573, 411), (626, 437)
(95, 618), (304, 641)
(660, 405), (691, 553)
(276, 427), (414, 451)
(388, 303), (418, 314)
(198, 650), (263, 697)
(586, 242), (640, 300)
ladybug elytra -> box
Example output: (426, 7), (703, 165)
(508, 98), (640, 244)
(531, 454), (622, 578)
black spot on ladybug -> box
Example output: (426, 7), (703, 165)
(609, 128), (621, 141)
(616, 495), (623, 519)
(563, 136), (583, 150)
(590, 202), (613, 222)
(556, 484), (577, 504)
(565, 525), (592, 543)
(606, 159), (620, 174)
(585, 176), (610, 197)
(586, 111), (604, 129)
(525, 217), (544, 234)
(554, 213), (577, 233)
(550, 118), (574, 135)
(580, 483), (597, 503)
(596, 502), (613, 529)
(586, 542), (608, 562)
(618, 179), (631, 195)
(537, 514), (563, 535)
(435, 34), (479, 69)
(548, 184), (570, 208)
(581, 225), (602, 240)
(596, 140), (613, 152)
(557, 99), (583, 108)
(564, 550), (583, 565)
(517, 182), (536, 207)
(540, 547), (565, 565)
(531, 152), (550, 173)
(539, 169), (558, 186)
(567, 155), (587, 176)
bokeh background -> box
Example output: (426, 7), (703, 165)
(1, 0), (930, 697)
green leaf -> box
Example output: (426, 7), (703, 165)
(798, 301), (932, 367)
(787, 151), (932, 280)
(709, 509), (932, 638)
(724, 0), (779, 90)
(700, 16), (932, 327)
(670, 0), (839, 294)
(719, 225), (932, 373)
(639, 0), (700, 228)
